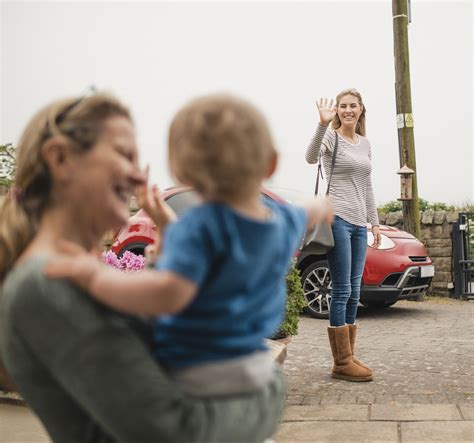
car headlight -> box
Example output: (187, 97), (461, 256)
(367, 232), (395, 250)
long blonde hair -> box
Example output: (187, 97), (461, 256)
(331, 88), (367, 136)
(0, 93), (131, 282)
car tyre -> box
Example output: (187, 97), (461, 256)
(300, 260), (332, 319)
(117, 242), (147, 257)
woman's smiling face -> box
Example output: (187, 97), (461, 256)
(66, 116), (144, 234)
(337, 94), (363, 127)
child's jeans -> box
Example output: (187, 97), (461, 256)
(327, 216), (368, 327)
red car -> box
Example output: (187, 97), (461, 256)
(111, 186), (434, 319)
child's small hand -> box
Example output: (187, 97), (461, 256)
(144, 241), (160, 267)
(305, 195), (334, 229)
(44, 240), (102, 292)
(135, 166), (177, 231)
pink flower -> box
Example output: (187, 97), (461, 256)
(101, 250), (120, 269)
(119, 250), (146, 272)
(101, 250), (145, 272)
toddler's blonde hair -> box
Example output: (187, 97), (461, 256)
(168, 94), (277, 202)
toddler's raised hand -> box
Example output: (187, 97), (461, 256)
(135, 166), (177, 231)
(305, 195), (334, 229)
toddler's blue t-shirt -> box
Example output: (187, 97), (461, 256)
(153, 198), (307, 369)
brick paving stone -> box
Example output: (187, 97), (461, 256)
(429, 394), (451, 404)
(286, 395), (305, 405)
(276, 421), (398, 442)
(459, 404), (474, 420)
(356, 394), (376, 405)
(400, 420), (474, 442)
(301, 395), (323, 405)
(371, 404), (462, 421)
(391, 395), (415, 404)
(337, 393), (358, 404)
(448, 392), (474, 404)
(319, 395), (341, 405)
(282, 405), (368, 422)
(374, 394), (395, 404)
(410, 394), (432, 404)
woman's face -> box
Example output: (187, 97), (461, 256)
(337, 94), (363, 127)
(65, 116), (143, 234)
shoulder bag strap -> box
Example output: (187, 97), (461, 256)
(325, 132), (338, 196)
(314, 155), (324, 195)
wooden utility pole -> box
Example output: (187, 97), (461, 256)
(392, 0), (421, 238)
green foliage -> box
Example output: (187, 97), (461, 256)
(0, 144), (16, 187)
(378, 200), (402, 213)
(276, 259), (307, 338)
(378, 198), (456, 213)
(418, 198), (429, 211)
(458, 201), (474, 212)
(429, 202), (455, 211)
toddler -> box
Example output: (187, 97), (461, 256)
(46, 93), (333, 397)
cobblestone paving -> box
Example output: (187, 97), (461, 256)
(283, 299), (474, 406)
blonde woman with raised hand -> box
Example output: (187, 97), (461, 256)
(0, 92), (287, 442)
(305, 89), (381, 382)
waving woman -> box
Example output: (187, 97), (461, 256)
(305, 89), (381, 382)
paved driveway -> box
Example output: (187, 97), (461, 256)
(1, 299), (473, 442)
(277, 298), (474, 442)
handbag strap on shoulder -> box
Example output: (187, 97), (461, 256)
(325, 132), (338, 195)
(314, 132), (338, 196)
(314, 159), (323, 195)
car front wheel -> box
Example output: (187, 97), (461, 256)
(117, 243), (147, 257)
(300, 260), (332, 319)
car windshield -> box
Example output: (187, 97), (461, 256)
(165, 190), (202, 216)
(165, 188), (312, 217)
(268, 187), (312, 205)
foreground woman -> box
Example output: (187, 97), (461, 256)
(0, 93), (285, 442)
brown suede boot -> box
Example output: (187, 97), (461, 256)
(327, 325), (373, 382)
(347, 323), (373, 373)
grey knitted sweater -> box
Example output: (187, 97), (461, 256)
(306, 124), (379, 227)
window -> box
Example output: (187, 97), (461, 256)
(165, 190), (201, 217)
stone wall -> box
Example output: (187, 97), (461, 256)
(378, 210), (459, 295)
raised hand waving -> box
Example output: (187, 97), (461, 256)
(316, 98), (337, 126)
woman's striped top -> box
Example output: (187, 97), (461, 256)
(305, 124), (379, 228)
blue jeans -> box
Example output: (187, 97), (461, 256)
(327, 216), (368, 327)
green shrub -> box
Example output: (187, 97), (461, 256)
(0, 143), (16, 187)
(430, 202), (455, 211)
(458, 201), (474, 212)
(378, 198), (457, 213)
(418, 198), (430, 211)
(274, 259), (307, 338)
(378, 200), (402, 213)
